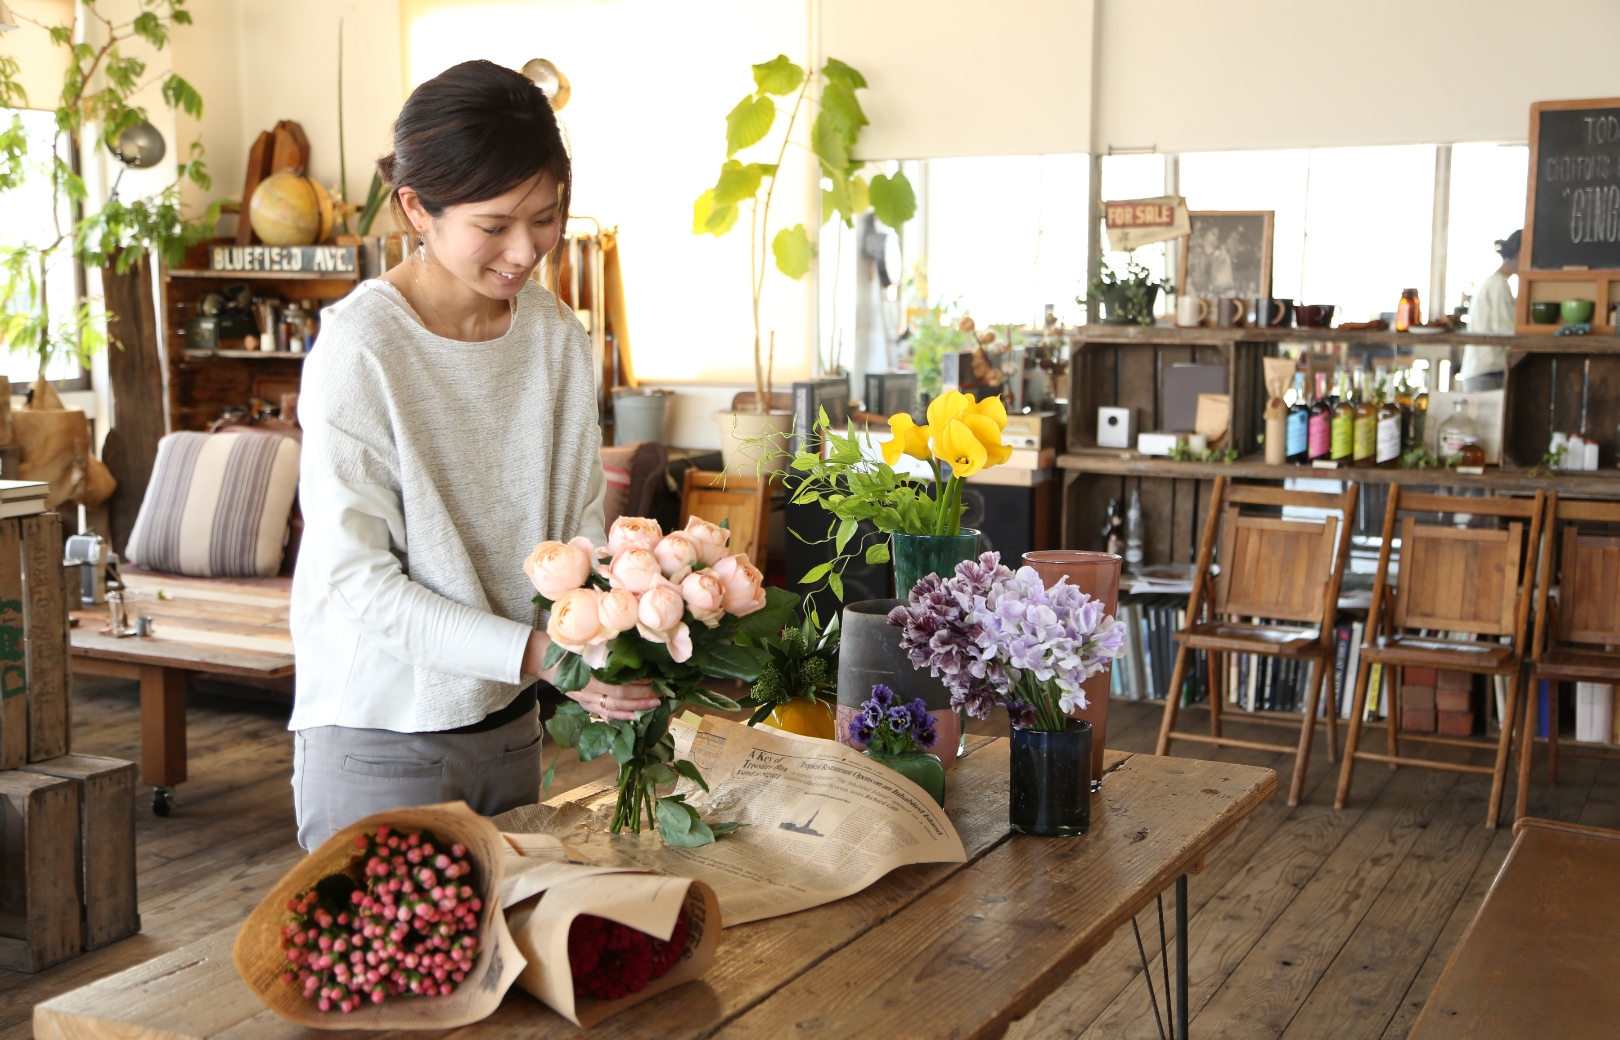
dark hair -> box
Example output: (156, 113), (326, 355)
(378, 60), (571, 282)
(1496, 229), (1522, 260)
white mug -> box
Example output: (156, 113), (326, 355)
(1175, 296), (1209, 328)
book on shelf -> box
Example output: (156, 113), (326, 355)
(0, 498), (46, 519)
(0, 480), (47, 501)
(791, 378), (851, 455)
(863, 372), (917, 420)
(1575, 682), (1615, 744)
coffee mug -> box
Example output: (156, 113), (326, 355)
(1253, 297), (1295, 328)
(1175, 296), (1209, 327)
(1296, 304), (1336, 329)
(1216, 297), (1246, 328)
(1529, 301), (1561, 324)
(1562, 299), (1595, 325)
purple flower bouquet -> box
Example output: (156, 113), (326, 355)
(888, 552), (1127, 732)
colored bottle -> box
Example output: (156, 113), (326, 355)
(1307, 371), (1332, 461)
(1395, 288), (1422, 332)
(1286, 372), (1309, 464)
(1352, 369), (1377, 466)
(1408, 366), (1429, 451)
(1375, 372), (1403, 468)
(1330, 371), (1354, 462)
(1436, 398), (1478, 462)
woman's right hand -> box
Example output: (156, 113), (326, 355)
(522, 630), (661, 720)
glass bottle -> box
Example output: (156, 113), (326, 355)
(1286, 372), (1310, 465)
(1352, 369), (1378, 466)
(1395, 288), (1422, 332)
(1408, 365), (1429, 451)
(1124, 488), (1143, 569)
(1436, 397), (1479, 463)
(1376, 372), (1403, 468)
(1103, 498), (1124, 557)
(1330, 370), (1355, 463)
(1394, 368), (1413, 445)
(1308, 371), (1333, 462)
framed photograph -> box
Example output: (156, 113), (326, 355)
(1177, 211), (1274, 299)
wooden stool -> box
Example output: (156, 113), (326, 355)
(680, 469), (769, 569)
(1155, 476), (1358, 806)
(1334, 489), (1544, 828)
(1514, 495), (1620, 822)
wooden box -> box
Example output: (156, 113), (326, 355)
(0, 514), (69, 768)
(20, 754), (139, 950)
(1501, 349), (1620, 467)
(0, 769), (80, 972)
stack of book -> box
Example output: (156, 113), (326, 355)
(0, 480), (48, 519)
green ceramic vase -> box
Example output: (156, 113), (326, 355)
(892, 528), (981, 600)
(864, 749), (947, 807)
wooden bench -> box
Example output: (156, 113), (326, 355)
(69, 568), (293, 815)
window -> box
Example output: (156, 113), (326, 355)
(0, 108), (86, 387)
(1446, 143), (1529, 317)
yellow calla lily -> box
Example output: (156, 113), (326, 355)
(962, 412), (1013, 467)
(881, 413), (933, 465)
(967, 393), (1009, 430)
(934, 418), (988, 477)
(926, 389), (974, 431)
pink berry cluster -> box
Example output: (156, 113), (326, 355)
(278, 826), (483, 1013)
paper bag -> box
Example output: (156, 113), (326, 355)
(1261, 357), (1295, 421)
(233, 802), (525, 1031)
(501, 834), (722, 1028)
(1194, 394), (1230, 448)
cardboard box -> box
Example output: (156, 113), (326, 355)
(1401, 708), (1437, 733)
(1438, 710), (1476, 736)
(1003, 411), (1059, 449)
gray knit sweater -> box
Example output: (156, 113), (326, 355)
(289, 279), (606, 733)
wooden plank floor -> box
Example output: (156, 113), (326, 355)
(3, 685), (1616, 1039)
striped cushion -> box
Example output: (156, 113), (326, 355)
(126, 431), (301, 578)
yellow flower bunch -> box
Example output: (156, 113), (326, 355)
(880, 390), (1012, 477)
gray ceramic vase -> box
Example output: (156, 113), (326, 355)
(836, 599), (962, 769)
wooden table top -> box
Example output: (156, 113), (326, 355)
(69, 570), (295, 679)
(34, 740), (1276, 1040)
(1407, 817), (1620, 1039)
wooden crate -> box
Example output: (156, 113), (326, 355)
(0, 768), (80, 972)
(20, 754), (139, 950)
(22, 513), (70, 762)
(1502, 349), (1620, 467)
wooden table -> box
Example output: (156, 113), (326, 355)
(1407, 817), (1620, 1039)
(34, 740), (1274, 1040)
(69, 570), (293, 814)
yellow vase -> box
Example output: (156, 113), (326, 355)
(767, 698), (837, 740)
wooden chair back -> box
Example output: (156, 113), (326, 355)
(1187, 479), (1358, 640)
(679, 469), (769, 567)
(1542, 497), (1620, 650)
(1370, 490), (1543, 649)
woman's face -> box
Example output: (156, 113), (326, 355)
(400, 172), (562, 300)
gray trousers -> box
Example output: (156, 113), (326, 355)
(292, 711), (541, 851)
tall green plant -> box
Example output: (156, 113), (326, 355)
(0, 0), (214, 382)
(693, 55), (917, 412)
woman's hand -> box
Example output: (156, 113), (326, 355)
(522, 630), (661, 720)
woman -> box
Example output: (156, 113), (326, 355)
(288, 60), (658, 851)
(1460, 229), (1519, 391)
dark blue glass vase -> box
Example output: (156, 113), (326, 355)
(1009, 720), (1092, 836)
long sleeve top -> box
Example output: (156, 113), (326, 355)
(289, 279), (606, 733)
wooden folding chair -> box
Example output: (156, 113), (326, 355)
(1155, 476), (1359, 806)
(680, 469), (769, 569)
(1514, 495), (1620, 822)
(1334, 488), (1544, 828)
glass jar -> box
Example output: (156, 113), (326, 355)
(1437, 398), (1479, 462)
(1395, 288), (1422, 332)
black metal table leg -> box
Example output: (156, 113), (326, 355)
(1176, 873), (1190, 1040)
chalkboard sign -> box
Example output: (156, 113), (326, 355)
(1526, 99), (1620, 271)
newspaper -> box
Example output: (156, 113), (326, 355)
(494, 714), (966, 926)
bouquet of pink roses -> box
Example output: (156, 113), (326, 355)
(525, 515), (794, 846)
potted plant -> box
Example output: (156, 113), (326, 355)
(693, 54), (914, 472)
(0, 0), (213, 507)
(1083, 257), (1172, 326)
(847, 683), (944, 806)
(891, 553), (1127, 835)
(738, 610), (839, 739)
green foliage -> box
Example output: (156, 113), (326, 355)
(751, 54), (804, 96)
(903, 303), (974, 400)
(740, 610), (840, 724)
(868, 172), (916, 229)
(772, 224), (814, 279)
(1165, 442), (1240, 464)
(357, 171), (388, 236)
(1083, 256), (1174, 326)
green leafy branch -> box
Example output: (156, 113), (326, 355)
(738, 610), (839, 725)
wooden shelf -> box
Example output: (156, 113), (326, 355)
(1056, 451), (1620, 497)
(166, 268), (356, 282)
(183, 350), (307, 361)
(1070, 323), (1620, 352)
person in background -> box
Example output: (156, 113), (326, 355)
(1460, 229), (1519, 391)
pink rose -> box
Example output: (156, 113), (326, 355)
(667, 622), (693, 663)
(606, 516), (662, 556)
(653, 532), (699, 581)
(597, 588), (640, 634)
(683, 516), (731, 566)
(636, 583), (685, 636)
(523, 538), (593, 600)
(680, 570), (726, 628)
(546, 588), (610, 668)
(604, 547), (663, 594)
(711, 553), (768, 616)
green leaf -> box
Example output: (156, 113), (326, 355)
(752, 55), (805, 96)
(575, 722), (616, 762)
(161, 74), (203, 119)
(747, 702), (778, 727)
(869, 172), (917, 228)
(709, 821), (744, 836)
(608, 721), (637, 764)
(726, 94), (775, 156)
(811, 111), (848, 174)
(819, 81), (868, 140)
(542, 751), (560, 794)
(821, 57), (868, 91)
(850, 174), (871, 215)
(656, 797), (718, 847)
(734, 586), (798, 639)
(685, 682), (746, 710)
(541, 641), (566, 671)
(644, 762), (678, 787)
(824, 171), (854, 227)
(553, 652), (592, 694)
(835, 518), (858, 554)
(865, 541), (891, 565)
(692, 189), (738, 237)
(800, 561), (833, 584)
(672, 758), (710, 792)
(713, 159), (763, 206)
(828, 571), (844, 600)
(772, 224), (815, 280)
(545, 701), (588, 749)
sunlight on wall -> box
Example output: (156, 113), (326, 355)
(404, 0), (815, 385)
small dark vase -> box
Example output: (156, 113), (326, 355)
(1009, 720), (1093, 836)
(891, 528), (980, 601)
(1100, 284), (1160, 325)
(865, 749), (946, 807)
